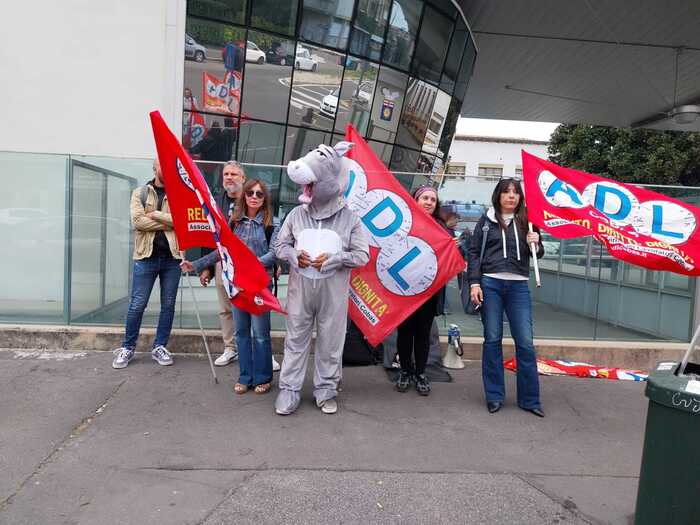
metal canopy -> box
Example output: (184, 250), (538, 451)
(458, 0), (700, 131)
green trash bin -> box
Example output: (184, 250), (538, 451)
(634, 354), (700, 525)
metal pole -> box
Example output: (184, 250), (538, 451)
(592, 242), (603, 340)
(678, 322), (700, 377)
(184, 272), (218, 384)
(528, 222), (541, 287)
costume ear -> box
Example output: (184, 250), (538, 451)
(333, 141), (354, 158)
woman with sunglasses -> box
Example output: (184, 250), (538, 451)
(394, 185), (448, 396)
(182, 179), (278, 395)
(467, 178), (545, 417)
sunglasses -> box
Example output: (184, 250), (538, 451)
(245, 189), (264, 199)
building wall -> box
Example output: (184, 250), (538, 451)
(0, 0), (185, 159)
(447, 137), (548, 178)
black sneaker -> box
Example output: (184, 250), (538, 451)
(395, 370), (412, 392)
(415, 374), (431, 396)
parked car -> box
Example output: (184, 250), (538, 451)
(246, 41), (266, 64)
(185, 33), (206, 62)
(295, 47), (318, 71)
(266, 41), (294, 66)
(442, 202), (487, 222)
(320, 88), (339, 118)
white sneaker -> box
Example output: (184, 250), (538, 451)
(112, 347), (134, 369)
(214, 348), (238, 366)
(272, 355), (281, 372)
(151, 345), (173, 366)
(317, 398), (338, 414)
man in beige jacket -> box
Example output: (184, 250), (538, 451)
(112, 159), (182, 369)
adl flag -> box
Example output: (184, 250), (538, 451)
(149, 111), (284, 315)
(343, 125), (465, 346)
(522, 151), (700, 275)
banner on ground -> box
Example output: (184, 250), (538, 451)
(522, 151), (700, 275)
(149, 111), (284, 315)
(343, 124), (465, 346)
(202, 71), (241, 115)
(504, 358), (648, 381)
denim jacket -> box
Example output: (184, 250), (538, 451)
(192, 212), (278, 274)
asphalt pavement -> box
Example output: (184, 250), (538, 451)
(0, 349), (647, 524)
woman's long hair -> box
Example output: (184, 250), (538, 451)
(490, 179), (527, 231)
(232, 178), (273, 227)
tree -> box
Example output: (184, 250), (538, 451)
(548, 125), (700, 186)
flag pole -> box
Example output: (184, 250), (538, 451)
(183, 270), (218, 384)
(528, 222), (542, 287)
(520, 152), (541, 288)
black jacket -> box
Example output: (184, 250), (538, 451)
(467, 208), (544, 286)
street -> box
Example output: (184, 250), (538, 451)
(0, 348), (646, 524)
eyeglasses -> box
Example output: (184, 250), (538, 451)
(245, 190), (264, 199)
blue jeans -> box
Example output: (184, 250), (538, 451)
(122, 256), (181, 350)
(232, 305), (273, 387)
(481, 276), (541, 409)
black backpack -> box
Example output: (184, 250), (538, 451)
(343, 320), (383, 366)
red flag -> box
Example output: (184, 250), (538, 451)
(523, 151), (700, 275)
(343, 125), (465, 346)
(202, 71), (240, 115)
(504, 358), (648, 381)
(149, 111), (285, 315)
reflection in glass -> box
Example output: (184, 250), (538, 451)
(250, 0), (298, 36)
(389, 146), (418, 173)
(284, 126), (331, 163)
(368, 140), (394, 166)
(300, 0), (354, 50)
(411, 5), (452, 84)
(288, 43), (344, 131)
(440, 18), (467, 95)
(188, 0), (246, 24)
(422, 89), (451, 156)
(367, 67), (408, 142)
(186, 115), (238, 165)
(396, 78), (437, 150)
(241, 31), (293, 123)
(185, 18), (246, 118)
(349, 0), (392, 61)
(334, 57), (379, 134)
(383, 0), (423, 71)
(238, 120), (286, 165)
(438, 96), (460, 161)
(454, 36), (476, 102)
(428, 0), (457, 19)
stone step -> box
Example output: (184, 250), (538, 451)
(0, 323), (688, 371)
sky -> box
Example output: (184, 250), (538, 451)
(456, 118), (560, 142)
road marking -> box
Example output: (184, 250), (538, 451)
(290, 89), (323, 105)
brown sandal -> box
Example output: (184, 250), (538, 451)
(233, 383), (249, 394)
(254, 383), (271, 394)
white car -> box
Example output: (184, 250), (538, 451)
(246, 41), (266, 64)
(295, 48), (318, 72)
(320, 88), (339, 118)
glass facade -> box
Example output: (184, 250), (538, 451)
(183, 0), (477, 217)
(1, 150), (695, 342)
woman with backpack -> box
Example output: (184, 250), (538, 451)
(182, 179), (279, 395)
(394, 185), (448, 396)
(467, 178), (545, 417)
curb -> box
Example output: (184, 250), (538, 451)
(0, 324), (687, 371)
